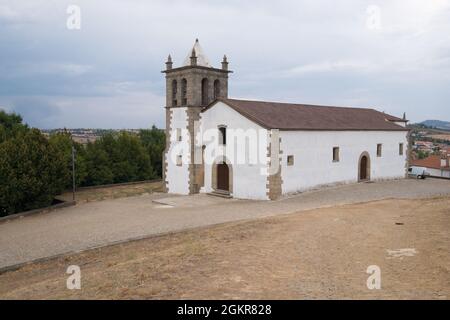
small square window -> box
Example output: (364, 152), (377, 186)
(287, 155), (294, 166)
(333, 147), (340, 162)
(377, 144), (382, 157)
(399, 143), (404, 155)
(176, 155), (182, 166)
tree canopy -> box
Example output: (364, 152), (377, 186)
(139, 125), (165, 178)
(0, 129), (67, 215)
(0, 110), (28, 143)
(0, 110), (165, 216)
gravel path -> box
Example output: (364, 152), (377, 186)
(1, 178), (449, 270)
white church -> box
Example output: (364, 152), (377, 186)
(162, 40), (410, 200)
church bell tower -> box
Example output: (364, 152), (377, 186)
(162, 39), (232, 194)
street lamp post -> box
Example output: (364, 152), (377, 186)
(72, 145), (76, 202)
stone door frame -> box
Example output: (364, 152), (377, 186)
(358, 151), (371, 182)
(211, 156), (233, 195)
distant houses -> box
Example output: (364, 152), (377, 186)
(411, 155), (450, 179)
(413, 140), (436, 153)
(410, 136), (450, 179)
(413, 140), (450, 156)
(40, 128), (143, 145)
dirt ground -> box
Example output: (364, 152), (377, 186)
(0, 196), (449, 300)
(57, 181), (163, 203)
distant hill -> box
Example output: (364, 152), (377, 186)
(419, 120), (450, 131)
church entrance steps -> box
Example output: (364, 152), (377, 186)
(207, 190), (232, 199)
(152, 193), (235, 207)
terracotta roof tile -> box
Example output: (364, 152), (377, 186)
(411, 155), (449, 170)
(205, 98), (409, 131)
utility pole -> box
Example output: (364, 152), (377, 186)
(72, 145), (76, 202)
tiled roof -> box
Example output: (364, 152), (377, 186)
(205, 98), (409, 131)
(411, 155), (449, 170)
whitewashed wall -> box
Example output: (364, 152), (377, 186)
(427, 168), (450, 178)
(391, 121), (406, 127)
(166, 107), (190, 194)
(166, 102), (410, 199)
(280, 130), (408, 194)
(201, 102), (269, 200)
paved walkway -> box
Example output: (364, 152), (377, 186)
(1, 178), (450, 270)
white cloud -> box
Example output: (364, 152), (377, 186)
(0, 3), (46, 25)
(286, 60), (378, 75)
(0, 0), (449, 126)
(2, 90), (165, 129)
(56, 64), (93, 76)
(14, 63), (93, 77)
(0, 5), (18, 20)
(375, 0), (450, 36)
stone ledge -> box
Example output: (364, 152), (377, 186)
(0, 200), (76, 223)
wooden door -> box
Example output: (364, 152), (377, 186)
(360, 156), (368, 180)
(217, 163), (229, 191)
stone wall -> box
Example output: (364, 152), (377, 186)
(162, 108), (173, 192)
(186, 106), (203, 194)
(163, 64), (231, 195)
(164, 66), (229, 107)
(266, 130), (283, 200)
(405, 130), (412, 178)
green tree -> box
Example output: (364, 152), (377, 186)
(102, 131), (155, 183)
(84, 131), (156, 186)
(0, 129), (67, 216)
(0, 110), (28, 143)
(139, 125), (165, 177)
(417, 150), (429, 159)
(48, 131), (87, 188)
(0, 110), (163, 215)
(83, 141), (114, 186)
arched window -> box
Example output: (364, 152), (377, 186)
(214, 80), (220, 100)
(181, 78), (187, 105)
(201, 78), (209, 105)
(172, 79), (178, 106)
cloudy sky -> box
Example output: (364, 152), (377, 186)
(0, 0), (449, 129)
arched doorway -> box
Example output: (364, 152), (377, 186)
(358, 152), (371, 182)
(217, 163), (229, 191)
(212, 157), (233, 194)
